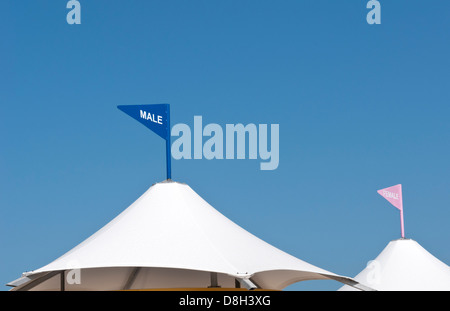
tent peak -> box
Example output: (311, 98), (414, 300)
(392, 237), (413, 242)
(152, 179), (186, 186)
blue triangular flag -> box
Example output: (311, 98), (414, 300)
(117, 104), (170, 140)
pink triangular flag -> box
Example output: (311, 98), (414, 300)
(377, 184), (403, 211)
(377, 184), (405, 238)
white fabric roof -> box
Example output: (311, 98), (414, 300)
(9, 180), (367, 291)
(339, 238), (450, 291)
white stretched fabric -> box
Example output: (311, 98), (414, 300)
(10, 181), (364, 290)
(339, 239), (450, 291)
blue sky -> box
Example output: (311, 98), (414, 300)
(1, 1), (450, 290)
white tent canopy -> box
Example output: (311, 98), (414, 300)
(8, 180), (367, 291)
(339, 238), (450, 291)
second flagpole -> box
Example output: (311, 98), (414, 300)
(400, 206), (405, 238)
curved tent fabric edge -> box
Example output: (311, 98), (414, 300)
(322, 274), (375, 291)
(7, 271), (61, 291)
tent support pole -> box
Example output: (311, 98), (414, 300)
(60, 271), (65, 291)
(208, 272), (220, 288)
(238, 278), (258, 290)
(123, 267), (141, 290)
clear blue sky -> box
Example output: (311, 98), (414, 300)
(1, 1), (450, 291)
